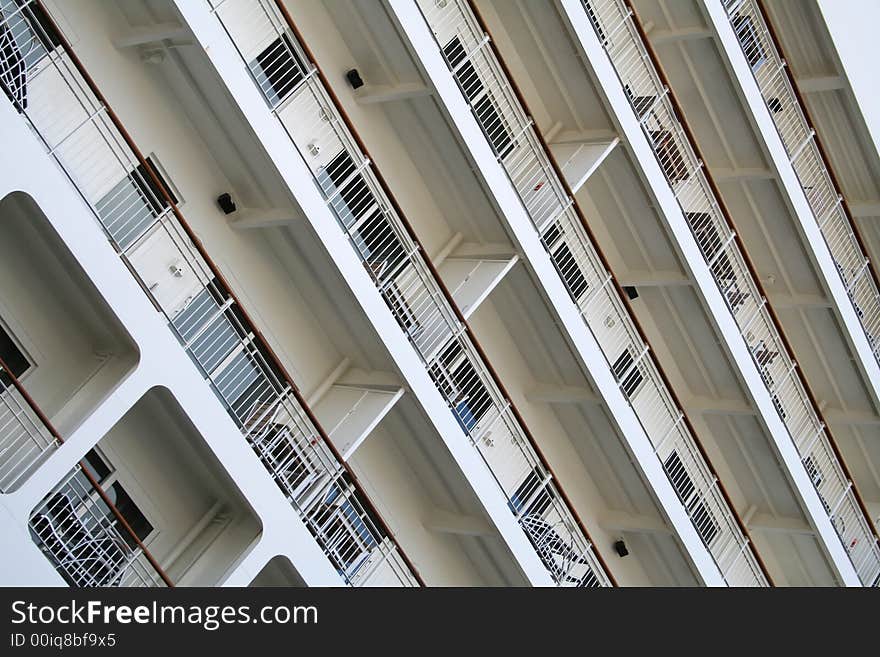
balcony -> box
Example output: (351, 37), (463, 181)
(200, 0), (616, 586)
(29, 387), (262, 587)
(0, 191), (138, 493)
(579, 0), (880, 585)
(407, 0), (769, 585)
(281, 0), (723, 585)
(721, 0), (880, 375)
(0, 0), (422, 586)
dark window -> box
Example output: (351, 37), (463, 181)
(385, 280), (420, 338)
(251, 33), (306, 107)
(664, 451), (719, 545)
(172, 283), (241, 376)
(0, 322), (29, 386)
(649, 129), (690, 183)
(801, 455), (832, 514)
(81, 449), (111, 484)
(319, 151), (408, 281)
(690, 499), (719, 545)
(584, 2), (607, 45)
(96, 156), (177, 249)
(509, 466), (554, 517)
(309, 475), (385, 579)
(623, 84), (656, 120)
(104, 482), (152, 549)
(13, 0), (61, 52)
(32, 452), (153, 586)
(544, 223), (590, 303)
(133, 158), (177, 215)
(664, 451), (696, 504)
(443, 37), (514, 160)
(431, 340), (493, 434)
(803, 455), (822, 488)
(0, 0), (62, 111)
(252, 423), (318, 497)
(612, 349), (643, 400)
(731, 14), (767, 71)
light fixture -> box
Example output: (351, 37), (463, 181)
(613, 539), (629, 557)
(217, 193), (237, 215)
(623, 285), (639, 300)
(346, 68), (364, 90)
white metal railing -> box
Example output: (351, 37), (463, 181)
(30, 463), (163, 587)
(582, 0), (880, 585)
(722, 0), (880, 432)
(208, 0), (610, 586)
(0, 366), (58, 492)
(0, 0), (417, 587)
(416, 0), (766, 586)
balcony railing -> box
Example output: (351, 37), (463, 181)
(0, 0), (418, 587)
(206, 0), (610, 587)
(30, 462), (166, 587)
(581, 0), (880, 585)
(721, 0), (880, 427)
(415, 0), (767, 586)
(0, 360), (58, 492)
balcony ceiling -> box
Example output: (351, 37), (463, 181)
(477, 0), (612, 134)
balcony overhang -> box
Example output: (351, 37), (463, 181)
(112, 22), (192, 49)
(849, 201), (880, 218)
(423, 506), (495, 538)
(795, 74), (846, 94)
(599, 509), (673, 536)
(644, 24), (714, 45)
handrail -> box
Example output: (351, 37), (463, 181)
(413, 0), (768, 585)
(206, 0), (613, 586)
(0, 0), (420, 587)
(581, 0), (880, 585)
